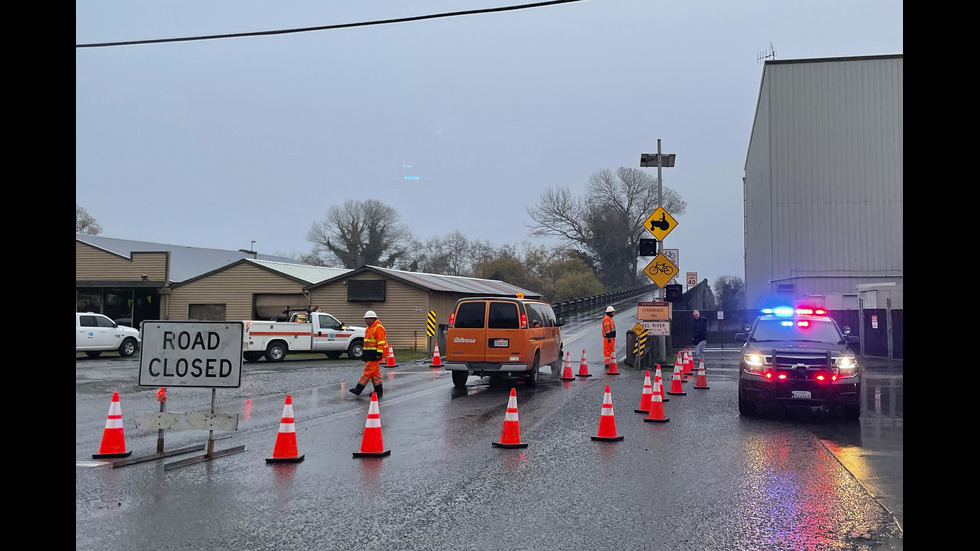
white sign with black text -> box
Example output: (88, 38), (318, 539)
(139, 321), (244, 388)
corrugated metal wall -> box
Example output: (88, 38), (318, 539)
(744, 56), (903, 308)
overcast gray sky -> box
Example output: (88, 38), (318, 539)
(76, 0), (903, 287)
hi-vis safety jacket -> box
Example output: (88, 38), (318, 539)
(602, 314), (616, 339)
(364, 320), (387, 361)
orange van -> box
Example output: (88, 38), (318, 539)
(444, 294), (565, 388)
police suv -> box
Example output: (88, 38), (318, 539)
(736, 306), (860, 420)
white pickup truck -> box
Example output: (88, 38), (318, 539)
(76, 312), (141, 358)
(243, 310), (365, 362)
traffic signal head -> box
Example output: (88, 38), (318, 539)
(664, 284), (683, 303)
(638, 238), (658, 256)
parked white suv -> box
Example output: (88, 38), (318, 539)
(76, 312), (141, 358)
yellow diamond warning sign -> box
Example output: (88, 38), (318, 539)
(642, 206), (678, 241)
(643, 253), (679, 288)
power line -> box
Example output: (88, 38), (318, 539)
(76, 0), (587, 49)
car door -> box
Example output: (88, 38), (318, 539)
(311, 313), (343, 351)
(484, 300), (521, 366)
(77, 314), (112, 350)
(527, 303), (558, 365)
(447, 300), (489, 363)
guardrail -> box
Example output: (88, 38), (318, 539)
(551, 284), (657, 318)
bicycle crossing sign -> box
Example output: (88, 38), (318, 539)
(642, 205), (678, 241)
(642, 253), (679, 287)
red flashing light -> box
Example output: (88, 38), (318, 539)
(797, 320), (810, 328)
(814, 308), (826, 315)
(448, 312), (456, 327)
(765, 372), (773, 380)
(777, 373), (787, 380)
(520, 313), (528, 329)
(815, 374), (826, 381)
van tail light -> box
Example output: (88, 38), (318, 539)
(448, 312), (455, 328)
(520, 313), (527, 329)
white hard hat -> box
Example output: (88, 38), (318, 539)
(364, 310), (378, 318)
(606, 306), (615, 313)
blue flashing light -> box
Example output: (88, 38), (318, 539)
(772, 306), (794, 317)
(779, 320), (794, 327)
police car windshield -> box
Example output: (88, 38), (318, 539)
(751, 318), (842, 344)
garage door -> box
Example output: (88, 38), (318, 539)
(254, 294), (308, 321)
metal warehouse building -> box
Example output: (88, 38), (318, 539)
(743, 54), (903, 310)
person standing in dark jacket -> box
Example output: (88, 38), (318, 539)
(692, 309), (708, 365)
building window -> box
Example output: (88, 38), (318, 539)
(348, 280), (386, 302)
(188, 304), (227, 321)
(76, 291), (102, 313)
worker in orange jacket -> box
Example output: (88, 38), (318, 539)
(601, 306), (616, 370)
(350, 310), (387, 398)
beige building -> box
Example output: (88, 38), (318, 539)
(76, 234), (537, 352)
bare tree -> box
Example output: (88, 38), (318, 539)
(307, 199), (412, 268)
(713, 275), (745, 311)
(76, 204), (102, 235)
(526, 167), (686, 288)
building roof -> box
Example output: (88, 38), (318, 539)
(310, 265), (541, 298)
(76, 234), (310, 283)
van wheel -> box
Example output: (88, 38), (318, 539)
(526, 355), (540, 387)
(550, 347), (563, 370)
(452, 370), (468, 388)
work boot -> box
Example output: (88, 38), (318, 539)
(374, 384), (383, 399)
(349, 383), (365, 396)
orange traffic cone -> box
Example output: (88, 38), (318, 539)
(560, 351), (575, 381)
(492, 388), (528, 448)
(384, 345), (397, 368)
(592, 385), (624, 441)
(665, 359), (687, 395)
(354, 392), (391, 457)
(643, 381), (670, 423)
(93, 392), (132, 458)
(654, 364), (669, 402)
(430, 344), (443, 368)
(576, 349), (592, 377)
(684, 349), (694, 378)
(607, 356), (620, 375)
(635, 370), (653, 413)
(694, 358), (710, 389)
(266, 394), (305, 463)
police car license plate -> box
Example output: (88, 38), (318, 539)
(791, 390), (812, 399)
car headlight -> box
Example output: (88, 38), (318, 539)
(742, 352), (768, 374)
(834, 355), (858, 379)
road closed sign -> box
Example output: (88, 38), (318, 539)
(139, 321), (244, 388)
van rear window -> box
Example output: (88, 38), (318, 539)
(454, 302), (487, 329)
(488, 302), (519, 329)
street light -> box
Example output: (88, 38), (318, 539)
(639, 139), (676, 362)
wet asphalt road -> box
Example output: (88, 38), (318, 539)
(76, 304), (903, 551)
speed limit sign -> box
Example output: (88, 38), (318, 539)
(686, 272), (697, 288)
